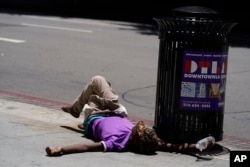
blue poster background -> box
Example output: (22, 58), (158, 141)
(180, 51), (227, 110)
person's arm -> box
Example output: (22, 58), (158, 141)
(156, 136), (215, 153)
(157, 141), (197, 153)
(45, 142), (104, 156)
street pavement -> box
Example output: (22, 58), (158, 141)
(0, 46), (250, 167)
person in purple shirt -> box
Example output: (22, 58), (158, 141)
(45, 75), (215, 156)
(45, 115), (215, 156)
(90, 116), (133, 152)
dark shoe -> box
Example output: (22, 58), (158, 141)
(61, 106), (80, 118)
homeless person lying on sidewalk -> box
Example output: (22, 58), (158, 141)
(45, 75), (215, 156)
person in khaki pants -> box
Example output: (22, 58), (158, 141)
(61, 75), (128, 127)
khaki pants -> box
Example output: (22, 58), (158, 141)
(71, 75), (120, 114)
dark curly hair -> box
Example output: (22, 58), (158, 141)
(128, 121), (159, 155)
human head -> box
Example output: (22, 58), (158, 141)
(129, 121), (159, 155)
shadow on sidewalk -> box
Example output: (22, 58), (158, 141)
(187, 144), (230, 161)
(60, 125), (84, 135)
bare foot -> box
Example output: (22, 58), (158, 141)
(45, 147), (63, 156)
(77, 123), (84, 129)
(61, 106), (80, 118)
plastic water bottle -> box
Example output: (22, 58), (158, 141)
(195, 136), (215, 152)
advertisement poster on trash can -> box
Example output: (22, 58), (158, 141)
(180, 51), (227, 110)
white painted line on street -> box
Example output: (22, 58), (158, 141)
(21, 23), (93, 33)
(0, 37), (26, 43)
(24, 15), (137, 28)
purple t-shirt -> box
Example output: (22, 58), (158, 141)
(91, 116), (133, 152)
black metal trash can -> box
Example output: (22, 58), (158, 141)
(153, 6), (237, 143)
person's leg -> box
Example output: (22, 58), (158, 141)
(62, 75), (119, 118)
(73, 75), (118, 113)
(61, 77), (97, 118)
(87, 75), (119, 110)
(61, 77), (96, 118)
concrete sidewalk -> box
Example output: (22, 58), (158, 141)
(0, 97), (232, 167)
